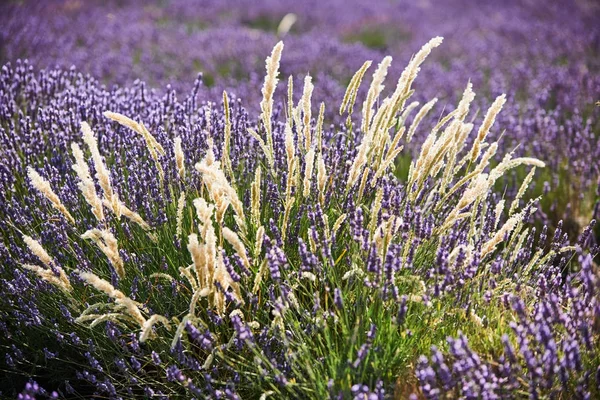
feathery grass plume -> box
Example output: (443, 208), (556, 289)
(346, 129), (374, 192)
(441, 173), (489, 231)
(223, 227), (251, 270)
(440, 140), (497, 203)
(332, 214), (347, 239)
(251, 166), (262, 226)
(192, 198), (217, 290)
(509, 167), (536, 215)
(193, 198), (216, 239)
(300, 75), (314, 151)
(81, 121), (121, 219)
(362, 56), (392, 132)
(188, 233), (210, 294)
(81, 229), (125, 278)
(408, 119), (459, 197)
(407, 98), (437, 142)
(340, 60), (372, 116)
(23, 234), (53, 267)
(103, 112), (165, 155)
(372, 127), (406, 185)
(356, 167), (371, 203)
(276, 12), (296, 37)
(213, 251), (242, 315)
(317, 152), (328, 204)
(303, 147), (316, 198)
(21, 235), (71, 296)
(494, 200), (506, 230)
(368, 188), (384, 237)
(315, 102), (325, 151)
(284, 152), (297, 218)
(468, 94), (506, 163)
(481, 211), (524, 258)
(259, 41), (284, 164)
(22, 264), (72, 292)
(139, 314), (170, 342)
(71, 143), (104, 221)
(284, 122), (295, 178)
(287, 75), (294, 124)
(26, 167), (75, 224)
(179, 265), (198, 291)
(397, 101), (420, 131)
(195, 142), (246, 231)
(281, 196), (295, 243)
(118, 201), (151, 231)
(77, 270), (146, 327)
(454, 82), (476, 123)
(348, 96), (395, 194)
(390, 37), (443, 111)
(176, 191), (186, 238)
(222, 91), (234, 180)
(489, 157), (545, 186)
(174, 136), (185, 180)
(254, 226), (265, 258)
(104, 111), (165, 181)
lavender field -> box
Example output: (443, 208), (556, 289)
(0, 0), (599, 398)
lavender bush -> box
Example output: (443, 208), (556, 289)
(0, 2), (599, 399)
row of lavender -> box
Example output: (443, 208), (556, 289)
(2, 0), (599, 235)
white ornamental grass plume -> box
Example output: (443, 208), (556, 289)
(176, 191), (186, 238)
(189, 198), (217, 296)
(223, 227), (251, 270)
(300, 75), (314, 151)
(303, 147), (316, 198)
(481, 211), (525, 258)
(340, 60), (372, 117)
(397, 101), (420, 130)
(103, 111), (165, 181)
(390, 36), (443, 112)
(454, 82), (476, 123)
(26, 167), (75, 224)
(193, 198), (217, 244)
(22, 264), (72, 292)
(509, 167), (537, 215)
(81, 228), (125, 278)
(251, 166), (262, 226)
(195, 142), (246, 231)
(139, 314), (171, 343)
(22, 235), (71, 291)
(255, 225), (265, 259)
(81, 121), (121, 219)
(315, 102), (325, 151)
(222, 91), (234, 180)
(71, 143), (104, 221)
(174, 136), (186, 180)
(77, 270), (146, 327)
(494, 199), (506, 230)
(276, 13), (297, 37)
(259, 41), (284, 165)
(316, 152), (328, 204)
(179, 265), (199, 292)
(468, 94), (506, 163)
(23, 234), (53, 267)
(406, 98), (438, 142)
(213, 251), (242, 314)
(187, 235), (210, 295)
(362, 56), (393, 132)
